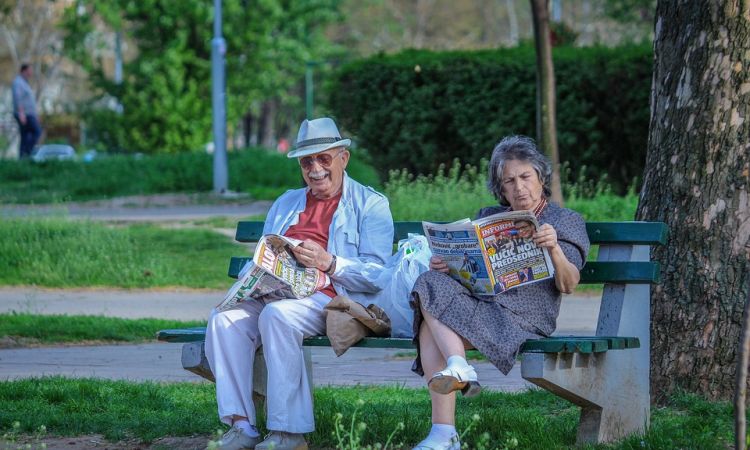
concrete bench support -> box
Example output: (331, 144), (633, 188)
(521, 244), (650, 444)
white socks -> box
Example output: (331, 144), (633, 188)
(430, 423), (458, 441)
(414, 423), (458, 448)
(446, 355), (470, 370)
(233, 419), (260, 438)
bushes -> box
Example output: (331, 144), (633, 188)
(329, 44), (652, 193)
(385, 159), (638, 222)
(0, 148), (381, 203)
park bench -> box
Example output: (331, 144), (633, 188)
(157, 219), (667, 445)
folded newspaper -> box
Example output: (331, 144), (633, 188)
(422, 210), (554, 295)
(216, 234), (331, 312)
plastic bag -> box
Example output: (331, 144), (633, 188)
(363, 233), (432, 338)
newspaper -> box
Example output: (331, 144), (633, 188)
(216, 234), (331, 312)
(422, 210), (554, 295)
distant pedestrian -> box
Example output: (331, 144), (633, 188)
(12, 63), (42, 159)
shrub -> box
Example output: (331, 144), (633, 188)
(0, 148), (380, 204)
(329, 44), (652, 193)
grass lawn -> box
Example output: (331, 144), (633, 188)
(0, 378), (736, 449)
(0, 314), (204, 345)
(0, 217), (244, 289)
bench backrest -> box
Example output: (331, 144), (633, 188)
(228, 221), (668, 285)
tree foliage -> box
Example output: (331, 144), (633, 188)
(61, 0), (341, 153)
(329, 44), (652, 191)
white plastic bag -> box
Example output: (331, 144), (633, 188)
(363, 233), (432, 338)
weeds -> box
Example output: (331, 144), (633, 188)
(1, 421), (47, 450)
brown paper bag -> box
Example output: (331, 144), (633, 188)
(324, 295), (391, 356)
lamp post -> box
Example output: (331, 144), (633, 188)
(305, 61), (315, 119)
(211, 0), (228, 194)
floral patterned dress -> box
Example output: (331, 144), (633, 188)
(411, 202), (590, 376)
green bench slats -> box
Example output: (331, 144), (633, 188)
(520, 336), (640, 354)
(228, 257), (660, 284)
(585, 222), (668, 245)
(235, 221), (265, 242)
(157, 327), (209, 343)
(236, 221), (668, 246)
(157, 328), (639, 355)
(302, 336), (414, 349)
(579, 261), (660, 284)
(156, 328), (413, 348)
(166, 220), (664, 356)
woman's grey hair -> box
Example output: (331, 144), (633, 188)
(487, 135), (552, 206)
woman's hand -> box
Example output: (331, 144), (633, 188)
(532, 223), (558, 250)
(533, 223), (581, 294)
(429, 256), (450, 273)
(291, 240), (333, 271)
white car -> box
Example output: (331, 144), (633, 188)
(31, 144), (76, 162)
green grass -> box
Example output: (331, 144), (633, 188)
(385, 160), (638, 223)
(0, 147), (380, 204)
(0, 314), (204, 344)
(0, 217), (243, 289)
(0, 378), (736, 449)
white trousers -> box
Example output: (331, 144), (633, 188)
(205, 293), (330, 433)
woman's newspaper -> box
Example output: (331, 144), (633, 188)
(422, 210), (554, 296)
(216, 234), (331, 312)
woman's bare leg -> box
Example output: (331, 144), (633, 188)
(420, 305), (466, 359)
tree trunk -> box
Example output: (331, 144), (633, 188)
(637, 1), (750, 402)
(530, 0), (564, 205)
(257, 99), (277, 150)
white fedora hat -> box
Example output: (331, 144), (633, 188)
(287, 117), (351, 158)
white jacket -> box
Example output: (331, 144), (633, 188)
(262, 173), (394, 304)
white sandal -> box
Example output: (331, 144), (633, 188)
(412, 434), (460, 450)
(428, 364), (481, 397)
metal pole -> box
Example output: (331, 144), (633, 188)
(305, 62), (314, 119)
(211, 0), (228, 193)
(114, 31), (122, 84)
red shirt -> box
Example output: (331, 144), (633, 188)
(284, 190), (341, 298)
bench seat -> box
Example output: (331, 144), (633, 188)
(157, 328), (639, 354)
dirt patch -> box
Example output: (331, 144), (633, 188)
(2, 434), (210, 450)
(2, 435), (342, 449)
(0, 335), (40, 348)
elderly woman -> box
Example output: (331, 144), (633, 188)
(410, 136), (590, 450)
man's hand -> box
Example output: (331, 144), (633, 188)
(18, 112), (26, 125)
(291, 239), (333, 271)
(429, 256), (450, 273)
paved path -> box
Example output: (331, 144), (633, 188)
(0, 287), (600, 391)
(0, 201), (273, 222)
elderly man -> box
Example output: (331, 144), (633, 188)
(205, 117), (394, 450)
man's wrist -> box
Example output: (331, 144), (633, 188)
(324, 254), (337, 274)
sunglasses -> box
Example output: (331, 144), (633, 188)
(298, 150), (344, 169)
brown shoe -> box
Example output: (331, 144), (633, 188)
(255, 431), (308, 450)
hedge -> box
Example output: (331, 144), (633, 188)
(329, 44), (652, 192)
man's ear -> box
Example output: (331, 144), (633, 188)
(341, 150), (350, 168)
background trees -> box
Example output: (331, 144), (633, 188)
(637, 1), (749, 401)
(60, 0), (341, 154)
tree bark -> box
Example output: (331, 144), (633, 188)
(257, 99), (277, 150)
(637, 1), (750, 402)
(530, 0), (564, 205)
